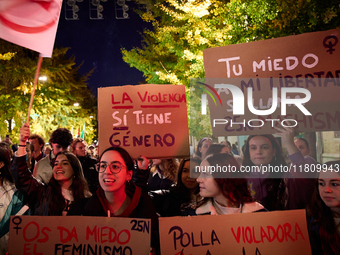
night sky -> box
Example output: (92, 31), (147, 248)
(55, 0), (148, 96)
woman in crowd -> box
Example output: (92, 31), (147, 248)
(149, 157), (204, 216)
(0, 147), (26, 255)
(196, 153), (266, 215)
(307, 160), (340, 254)
(68, 146), (160, 254)
(242, 134), (287, 211)
(193, 137), (212, 161)
(148, 158), (178, 191)
(220, 140), (243, 166)
(11, 123), (91, 216)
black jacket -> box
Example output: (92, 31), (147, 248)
(11, 155), (63, 215)
(68, 183), (160, 253)
(77, 155), (99, 194)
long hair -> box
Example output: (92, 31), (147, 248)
(241, 135), (286, 210)
(205, 153), (255, 205)
(175, 157), (201, 202)
(307, 160), (340, 254)
(205, 143), (227, 158)
(195, 137), (212, 158)
(151, 158), (178, 181)
(49, 151), (91, 215)
(0, 147), (13, 185)
(242, 134), (286, 167)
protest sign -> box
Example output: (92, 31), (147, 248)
(0, 0), (62, 57)
(159, 210), (311, 255)
(200, 29), (340, 136)
(98, 84), (190, 158)
(8, 216), (151, 255)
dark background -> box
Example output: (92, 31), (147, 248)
(55, 0), (148, 97)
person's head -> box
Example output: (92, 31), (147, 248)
(294, 137), (310, 156)
(205, 143), (230, 158)
(44, 146), (52, 155)
(0, 147), (13, 185)
(220, 140), (232, 154)
(151, 158), (178, 181)
(96, 147), (134, 194)
(71, 138), (87, 157)
(195, 137), (212, 160)
(52, 151), (84, 187)
(28, 134), (45, 155)
(317, 161), (340, 214)
(49, 151), (90, 214)
(197, 153), (254, 206)
(49, 128), (73, 155)
(243, 135), (285, 166)
(307, 160), (340, 253)
(26, 143), (34, 163)
(177, 157), (201, 192)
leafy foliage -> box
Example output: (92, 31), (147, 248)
(122, 0), (340, 139)
(0, 40), (97, 144)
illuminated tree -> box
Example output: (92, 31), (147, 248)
(0, 40), (97, 144)
(122, 0), (340, 139)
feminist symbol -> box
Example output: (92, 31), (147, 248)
(323, 35), (338, 54)
(12, 216), (22, 235)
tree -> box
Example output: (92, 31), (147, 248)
(122, 0), (340, 139)
(0, 40), (97, 144)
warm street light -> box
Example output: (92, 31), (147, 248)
(39, 76), (47, 81)
(74, 102), (79, 107)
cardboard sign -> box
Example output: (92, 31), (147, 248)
(202, 29), (340, 136)
(159, 210), (311, 255)
(98, 84), (190, 158)
(8, 216), (151, 255)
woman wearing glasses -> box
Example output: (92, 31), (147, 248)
(68, 146), (160, 254)
(12, 124), (91, 216)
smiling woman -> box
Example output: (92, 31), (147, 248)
(12, 124), (91, 216)
(67, 146), (160, 254)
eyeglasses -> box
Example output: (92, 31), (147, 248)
(95, 161), (126, 174)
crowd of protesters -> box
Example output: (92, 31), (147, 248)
(0, 123), (339, 254)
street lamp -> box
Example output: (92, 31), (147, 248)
(39, 76), (47, 81)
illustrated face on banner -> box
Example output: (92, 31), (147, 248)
(0, 0), (63, 57)
(99, 150), (132, 193)
(248, 136), (276, 166)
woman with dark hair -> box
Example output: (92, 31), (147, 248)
(194, 137), (212, 160)
(206, 142), (243, 166)
(68, 146), (160, 254)
(242, 134), (287, 211)
(196, 153), (265, 215)
(307, 160), (340, 254)
(0, 147), (26, 255)
(12, 124), (91, 216)
(149, 157), (204, 216)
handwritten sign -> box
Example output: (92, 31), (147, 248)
(201, 29), (340, 136)
(8, 216), (151, 255)
(98, 84), (190, 158)
(159, 210), (311, 255)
